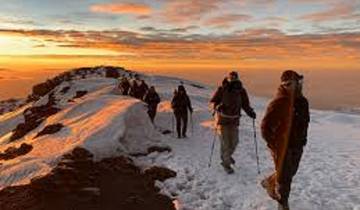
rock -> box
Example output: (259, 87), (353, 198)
(147, 146), (172, 154)
(144, 166), (177, 182)
(0, 147), (176, 210)
(105, 67), (120, 78)
(73, 91), (88, 99)
(0, 143), (33, 161)
(190, 83), (205, 89)
(10, 105), (61, 142)
(60, 86), (70, 94)
(162, 130), (172, 135)
(130, 146), (172, 157)
(35, 123), (64, 138)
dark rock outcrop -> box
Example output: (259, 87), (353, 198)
(190, 83), (205, 89)
(35, 123), (64, 138)
(10, 102), (61, 142)
(0, 147), (176, 210)
(105, 67), (121, 78)
(0, 143), (33, 161)
(130, 146), (172, 157)
(73, 91), (88, 99)
(144, 166), (177, 182)
(148, 146), (172, 154)
(60, 86), (70, 94)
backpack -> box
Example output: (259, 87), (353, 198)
(218, 80), (243, 117)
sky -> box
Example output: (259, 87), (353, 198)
(0, 0), (359, 71)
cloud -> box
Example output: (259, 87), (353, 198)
(205, 14), (252, 28)
(160, 0), (223, 23)
(140, 26), (198, 33)
(0, 28), (359, 62)
(300, 2), (358, 22)
(90, 3), (152, 15)
(0, 17), (37, 26)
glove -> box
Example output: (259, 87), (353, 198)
(249, 110), (256, 119)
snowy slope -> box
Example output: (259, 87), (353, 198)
(0, 99), (25, 115)
(139, 75), (360, 210)
(1, 66), (360, 210)
(0, 69), (166, 188)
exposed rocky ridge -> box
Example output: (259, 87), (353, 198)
(27, 66), (131, 102)
(35, 123), (64, 138)
(5, 66), (137, 143)
(0, 147), (176, 210)
(0, 143), (33, 161)
(9, 95), (61, 142)
(0, 98), (25, 115)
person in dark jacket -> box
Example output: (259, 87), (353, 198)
(171, 85), (193, 138)
(260, 70), (310, 210)
(143, 86), (161, 123)
(210, 78), (229, 113)
(118, 77), (130, 95)
(138, 80), (149, 100)
(129, 80), (141, 99)
(210, 71), (256, 174)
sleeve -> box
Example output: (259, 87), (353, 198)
(171, 96), (176, 109)
(261, 98), (287, 148)
(155, 93), (161, 104)
(210, 87), (222, 107)
(240, 88), (255, 117)
(302, 98), (310, 146)
(143, 92), (149, 104)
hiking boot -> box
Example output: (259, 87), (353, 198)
(221, 162), (234, 174)
(261, 178), (281, 202)
(278, 203), (290, 210)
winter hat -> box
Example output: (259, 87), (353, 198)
(222, 78), (229, 86)
(178, 85), (186, 92)
(229, 71), (239, 79)
(281, 70), (303, 82)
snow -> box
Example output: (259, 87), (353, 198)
(0, 77), (165, 188)
(1, 68), (360, 210)
(137, 75), (360, 210)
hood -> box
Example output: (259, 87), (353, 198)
(227, 80), (243, 92)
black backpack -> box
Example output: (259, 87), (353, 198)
(219, 81), (243, 117)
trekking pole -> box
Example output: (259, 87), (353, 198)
(253, 119), (261, 174)
(171, 113), (175, 138)
(191, 113), (194, 136)
(208, 126), (217, 168)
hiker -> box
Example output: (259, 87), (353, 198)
(210, 71), (256, 174)
(260, 70), (310, 210)
(171, 85), (193, 138)
(138, 80), (149, 100)
(143, 86), (161, 123)
(118, 77), (130, 95)
(211, 78), (229, 114)
(129, 79), (141, 99)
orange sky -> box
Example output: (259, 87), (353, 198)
(0, 0), (360, 79)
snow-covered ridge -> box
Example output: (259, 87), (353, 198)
(0, 66), (170, 188)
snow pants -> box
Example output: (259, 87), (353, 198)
(175, 111), (188, 137)
(264, 148), (303, 206)
(219, 125), (239, 167)
(147, 105), (158, 123)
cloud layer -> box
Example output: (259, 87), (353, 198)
(90, 3), (152, 15)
